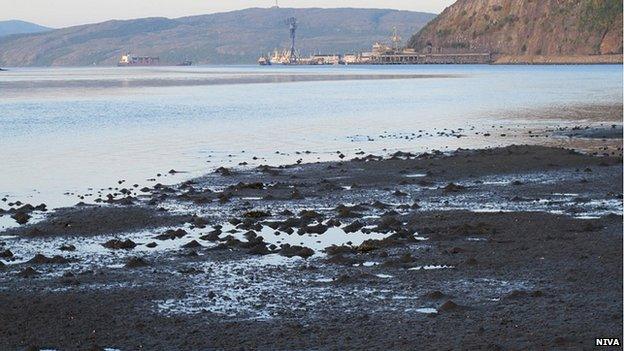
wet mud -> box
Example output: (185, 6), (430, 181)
(0, 144), (622, 350)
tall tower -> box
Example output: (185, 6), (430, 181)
(391, 26), (402, 51)
(286, 17), (298, 63)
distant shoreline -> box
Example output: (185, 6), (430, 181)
(0, 73), (462, 92)
(494, 54), (623, 65)
(1, 59), (622, 68)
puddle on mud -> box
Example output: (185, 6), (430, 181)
(450, 278), (534, 302)
(0, 211), (48, 231)
(157, 254), (305, 319)
(353, 261), (380, 267)
(466, 237), (487, 242)
(408, 265), (455, 271)
(0, 227), (211, 270)
(1, 166), (615, 322)
(416, 171), (623, 218)
(156, 254), (452, 320)
(222, 223), (391, 253)
(0, 219), (402, 274)
(455, 198), (622, 218)
(412, 307), (438, 314)
(3, 225), (411, 317)
(375, 274), (394, 279)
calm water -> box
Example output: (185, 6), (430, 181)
(0, 65), (622, 209)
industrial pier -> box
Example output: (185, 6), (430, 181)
(366, 52), (492, 65)
(259, 21), (492, 65)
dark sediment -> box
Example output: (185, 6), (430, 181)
(2, 205), (189, 237)
(0, 145), (621, 350)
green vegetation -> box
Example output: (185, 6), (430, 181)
(436, 28), (453, 37)
(504, 15), (519, 24)
(449, 42), (469, 49)
(496, 14), (519, 29)
(580, 0), (622, 32)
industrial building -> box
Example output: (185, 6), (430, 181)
(259, 23), (492, 65)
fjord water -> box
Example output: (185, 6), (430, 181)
(0, 65), (621, 209)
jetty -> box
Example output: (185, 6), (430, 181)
(369, 52), (492, 64)
(259, 25), (492, 66)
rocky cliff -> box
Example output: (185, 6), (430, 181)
(408, 0), (622, 62)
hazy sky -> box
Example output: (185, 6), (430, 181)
(1, 0), (455, 28)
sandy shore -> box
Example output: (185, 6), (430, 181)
(0, 142), (622, 350)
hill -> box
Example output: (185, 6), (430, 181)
(407, 0), (623, 63)
(0, 8), (435, 66)
(0, 20), (51, 37)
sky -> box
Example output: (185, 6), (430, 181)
(1, 0), (455, 28)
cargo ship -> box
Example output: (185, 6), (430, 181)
(118, 53), (160, 66)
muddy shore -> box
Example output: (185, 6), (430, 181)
(0, 144), (622, 350)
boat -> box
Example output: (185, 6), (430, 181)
(118, 53), (160, 66)
(257, 50), (345, 66)
(258, 49), (301, 65)
(258, 56), (271, 66)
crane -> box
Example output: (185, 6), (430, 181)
(391, 26), (402, 51)
(286, 17), (298, 63)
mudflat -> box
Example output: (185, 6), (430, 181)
(0, 144), (622, 350)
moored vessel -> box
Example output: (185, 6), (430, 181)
(118, 53), (160, 66)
